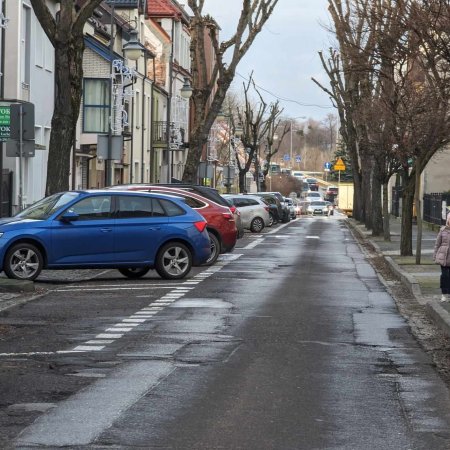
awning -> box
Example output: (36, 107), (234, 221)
(84, 35), (123, 63)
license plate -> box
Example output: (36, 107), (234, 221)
(314, 209), (323, 214)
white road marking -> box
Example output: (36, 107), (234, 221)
(242, 238), (264, 250)
(306, 236), (320, 239)
(25, 253), (245, 355)
(106, 327), (133, 332)
(95, 333), (123, 339)
(54, 286), (173, 292)
(72, 345), (105, 352)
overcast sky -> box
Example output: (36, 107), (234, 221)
(198, 0), (335, 122)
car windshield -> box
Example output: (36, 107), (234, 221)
(15, 192), (81, 220)
(306, 178), (317, 183)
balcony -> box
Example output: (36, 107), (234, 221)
(152, 121), (168, 148)
(152, 121), (188, 150)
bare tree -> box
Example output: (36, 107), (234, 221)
(184, 0), (279, 183)
(234, 76), (270, 192)
(260, 102), (289, 191)
(31, 0), (104, 195)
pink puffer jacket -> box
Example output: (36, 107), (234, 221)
(434, 226), (450, 267)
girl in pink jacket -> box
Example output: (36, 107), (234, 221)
(433, 213), (450, 302)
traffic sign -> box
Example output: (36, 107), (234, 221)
(324, 162), (332, 170)
(334, 157), (346, 171)
(0, 106), (10, 142)
(283, 154), (290, 161)
(295, 155), (301, 163)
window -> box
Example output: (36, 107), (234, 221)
(247, 199), (259, 206)
(83, 79), (110, 133)
(160, 199), (185, 217)
(21, 6), (31, 86)
(117, 196), (152, 218)
(68, 195), (112, 220)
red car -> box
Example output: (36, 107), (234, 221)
(109, 185), (237, 265)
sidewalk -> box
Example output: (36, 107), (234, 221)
(347, 216), (450, 336)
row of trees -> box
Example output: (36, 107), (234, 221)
(30, 0), (279, 194)
(313, 0), (450, 258)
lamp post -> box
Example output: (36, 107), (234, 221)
(167, 76), (192, 183)
(267, 133), (278, 191)
(106, 8), (145, 187)
(227, 123), (243, 193)
(289, 116), (306, 170)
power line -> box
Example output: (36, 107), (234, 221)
(236, 72), (334, 110)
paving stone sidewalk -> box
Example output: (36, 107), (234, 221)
(348, 216), (450, 337)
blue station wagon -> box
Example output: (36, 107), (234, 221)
(0, 190), (211, 281)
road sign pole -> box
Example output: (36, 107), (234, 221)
(18, 104), (23, 211)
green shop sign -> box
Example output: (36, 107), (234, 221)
(0, 106), (10, 142)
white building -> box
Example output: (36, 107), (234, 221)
(1, 0), (56, 213)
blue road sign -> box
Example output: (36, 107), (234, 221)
(283, 154), (290, 161)
(324, 162), (332, 170)
(295, 155), (302, 163)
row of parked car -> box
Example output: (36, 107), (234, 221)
(0, 184), (300, 283)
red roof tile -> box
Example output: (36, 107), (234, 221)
(147, 0), (181, 19)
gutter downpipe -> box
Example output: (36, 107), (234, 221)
(166, 24), (174, 183)
(141, 52), (147, 182)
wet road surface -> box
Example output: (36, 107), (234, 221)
(1, 217), (450, 448)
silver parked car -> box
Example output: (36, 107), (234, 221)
(223, 194), (270, 232)
(284, 197), (297, 219)
(306, 200), (329, 216)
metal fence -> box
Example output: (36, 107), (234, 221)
(423, 192), (450, 225)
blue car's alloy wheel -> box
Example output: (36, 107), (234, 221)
(156, 242), (192, 279)
(4, 243), (43, 281)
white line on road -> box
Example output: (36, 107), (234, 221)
(242, 238), (264, 250)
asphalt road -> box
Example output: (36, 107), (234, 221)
(1, 215), (450, 449)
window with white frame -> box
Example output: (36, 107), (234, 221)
(83, 79), (110, 133)
(35, 23), (44, 68)
(21, 5), (31, 86)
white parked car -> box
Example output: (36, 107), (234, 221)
(305, 191), (323, 202)
(222, 194), (271, 232)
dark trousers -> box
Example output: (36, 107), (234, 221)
(441, 266), (450, 294)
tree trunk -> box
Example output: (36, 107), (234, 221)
(382, 182), (391, 241)
(183, 124), (206, 184)
(400, 174), (415, 256)
(371, 161), (383, 236)
(238, 169), (246, 193)
(361, 155), (373, 230)
(415, 168), (423, 264)
(46, 38), (84, 195)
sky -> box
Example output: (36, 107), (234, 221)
(199, 0), (336, 122)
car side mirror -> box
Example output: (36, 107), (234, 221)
(60, 210), (79, 222)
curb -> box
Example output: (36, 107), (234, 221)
(426, 301), (450, 337)
(384, 256), (424, 303)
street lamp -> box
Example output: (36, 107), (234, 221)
(289, 116), (306, 170)
(104, 9), (146, 187)
(180, 77), (193, 99)
(122, 28), (146, 61)
(267, 133), (278, 192)
(167, 76), (192, 183)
